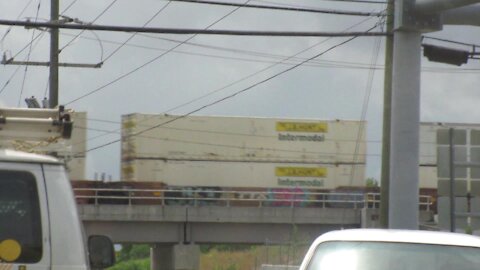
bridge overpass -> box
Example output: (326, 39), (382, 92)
(79, 204), (362, 244)
(75, 188), (434, 270)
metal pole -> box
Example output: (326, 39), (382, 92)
(388, 28), (422, 229)
(449, 128), (456, 232)
(49, 0), (59, 108)
(380, 0), (394, 229)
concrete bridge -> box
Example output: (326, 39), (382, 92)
(75, 188), (434, 270)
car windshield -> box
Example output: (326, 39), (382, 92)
(306, 241), (480, 270)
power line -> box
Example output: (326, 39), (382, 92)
(74, 125), (368, 158)
(63, 0), (256, 145)
(423, 36), (480, 48)
(256, 0), (387, 5)
(60, 32), (480, 74)
(77, 122), (438, 158)
(349, 16), (384, 182)
(101, 0), (250, 63)
(76, 19), (378, 153)
(75, 116), (446, 146)
(1, 0), (83, 98)
(0, 0), (35, 44)
(0, 32), (47, 96)
(68, 0), (356, 106)
(60, 0), (120, 53)
(102, 2), (172, 63)
(166, 0), (384, 16)
(79, 116), (376, 143)
(161, 17), (380, 114)
(71, 17), (379, 149)
(84, 23), (381, 153)
(0, 31), (47, 96)
(0, 19), (389, 37)
(61, 0), (79, 13)
(18, 0), (42, 107)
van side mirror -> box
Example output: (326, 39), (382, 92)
(88, 235), (115, 269)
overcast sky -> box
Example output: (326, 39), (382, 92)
(1, 0), (480, 181)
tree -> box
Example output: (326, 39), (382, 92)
(366, 178), (379, 187)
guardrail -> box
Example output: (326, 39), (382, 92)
(74, 188), (433, 210)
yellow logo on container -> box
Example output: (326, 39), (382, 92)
(275, 167), (327, 178)
(276, 122), (328, 133)
(123, 120), (136, 129)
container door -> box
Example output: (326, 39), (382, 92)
(0, 163), (51, 270)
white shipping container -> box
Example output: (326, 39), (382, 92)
(122, 159), (365, 189)
(121, 114), (366, 163)
(121, 114), (366, 188)
(419, 122), (480, 188)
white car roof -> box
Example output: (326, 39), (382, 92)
(0, 149), (61, 164)
(313, 229), (480, 248)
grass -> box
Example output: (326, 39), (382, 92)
(109, 244), (309, 270)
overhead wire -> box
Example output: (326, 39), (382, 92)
(71, 125), (368, 159)
(66, 124), (438, 159)
(256, 0), (387, 5)
(61, 0), (79, 14)
(0, 19), (389, 37)
(59, 0), (119, 54)
(350, 15), (384, 182)
(0, 31), (46, 96)
(165, 0), (384, 16)
(66, 0), (262, 149)
(18, 0), (42, 107)
(79, 117), (375, 143)
(340, 12), (385, 228)
(73, 116), (440, 146)
(1, 0), (81, 98)
(60, 32), (480, 74)
(65, 0), (255, 105)
(70, 15), (379, 149)
(84, 22), (383, 153)
(423, 36), (480, 47)
(0, 0), (35, 44)
(1, 10), (47, 78)
(161, 16), (379, 114)
(101, 1), (172, 63)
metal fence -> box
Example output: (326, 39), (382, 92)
(74, 187), (433, 210)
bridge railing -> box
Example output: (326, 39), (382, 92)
(73, 188), (433, 210)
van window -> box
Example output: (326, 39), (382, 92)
(0, 171), (42, 263)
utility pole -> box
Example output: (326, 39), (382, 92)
(380, 0), (394, 229)
(389, 0), (480, 229)
(49, 0), (59, 108)
(1, 1), (101, 108)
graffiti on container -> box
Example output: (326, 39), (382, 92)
(164, 186), (222, 206)
(265, 187), (314, 207)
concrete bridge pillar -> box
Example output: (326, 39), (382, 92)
(150, 244), (200, 270)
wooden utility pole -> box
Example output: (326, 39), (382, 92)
(1, 1), (101, 108)
(49, 0), (59, 108)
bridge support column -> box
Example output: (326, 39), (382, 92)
(151, 244), (200, 270)
(361, 208), (380, 228)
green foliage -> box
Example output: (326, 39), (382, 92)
(108, 258), (149, 270)
(116, 244), (150, 263)
(200, 244), (252, 253)
(465, 225), (473, 235)
(366, 177), (379, 187)
(211, 262), (238, 270)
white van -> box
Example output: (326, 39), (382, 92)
(299, 229), (480, 270)
(0, 149), (114, 269)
